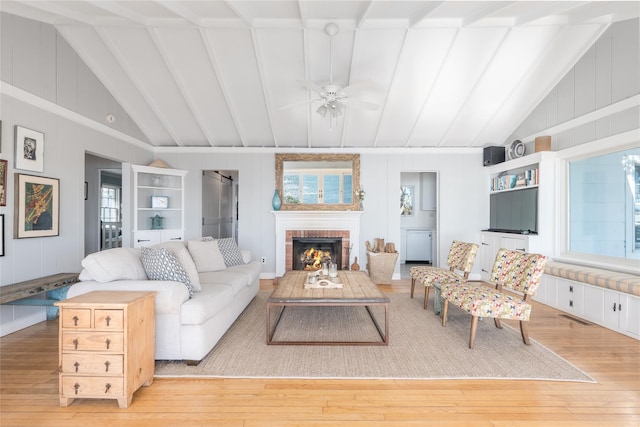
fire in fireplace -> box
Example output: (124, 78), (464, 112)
(292, 237), (343, 271)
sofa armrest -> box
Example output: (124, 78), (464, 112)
(66, 280), (190, 314)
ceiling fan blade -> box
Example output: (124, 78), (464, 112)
(279, 98), (322, 110)
(298, 80), (325, 94)
(341, 81), (383, 96)
(343, 98), (381, 111)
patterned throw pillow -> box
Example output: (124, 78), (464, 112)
(217, 237), (245, 267)
(140, 247), (194, 298)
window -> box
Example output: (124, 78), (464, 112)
(568, 147), (640, 260)
(100, 185), (121, 222)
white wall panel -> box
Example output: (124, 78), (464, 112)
(595, 27), (612, 109)
(56, 35), (78, 111)
(611, 19), (639, 103)
(574, 45), (596, 117)
(556, 69), (575, 123)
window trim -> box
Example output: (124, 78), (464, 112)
(555, 129), (640, 274)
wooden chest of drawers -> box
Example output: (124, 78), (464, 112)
(55, 291), (155, 408)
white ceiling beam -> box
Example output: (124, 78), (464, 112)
(302, 28), (312, 148)
(437, 28), (511, 147)
(462, 2), (518, 27)
(515, 2), (590, 26)
(250, 28), (278, 147)
(222, 0), (253, 27)
(409, 2), (446, 28)
(9, 0), (95, 25)
(87, 0), (148, 26)
(154, 0), (203, 26)
(94, 26), (185, 146)
(372, 29), (410, 147)
(147, 28), (217, 147)
(199, 28), (248, 147)
(404, 29), (460, 147)
(355, 0), (374, 29)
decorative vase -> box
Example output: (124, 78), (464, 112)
(272, 189), (281, 211)
(351, 256), (360, 271)
(359, 201), (364, 211)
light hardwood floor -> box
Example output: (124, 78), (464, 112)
(1, 279), (639, 426)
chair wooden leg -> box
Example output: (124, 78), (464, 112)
(469, 316), (479, 349)
(410, 278), (415, 298)
(494, 318), (502, 329)
(520, 321), (531, 345)
(441, 300), (449, 327)
(423, 286), (430, 310)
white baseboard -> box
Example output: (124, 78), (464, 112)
(0, 311), (47, 337)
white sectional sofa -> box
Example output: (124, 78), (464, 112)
(66, 238), (261, 364)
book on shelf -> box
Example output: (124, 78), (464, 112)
(490, 167), (540, 192)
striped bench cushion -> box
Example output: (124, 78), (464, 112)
(544, 261), (640, 297)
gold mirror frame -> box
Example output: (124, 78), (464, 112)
(275, 153), (360, 211)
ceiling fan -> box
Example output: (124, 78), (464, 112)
(282, 23), (382, 127)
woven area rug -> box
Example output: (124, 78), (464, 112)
(154, 292), (594, 382)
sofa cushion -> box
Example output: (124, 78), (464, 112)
(140, 247), (194, 298)
(180, 283), (234, 325)
(217, 237), (245, 267)
(81, 247), (147, 282)
(187, 240), (226, 272)
(198, 270), (250, 295)
(154, 241), (201, 292)
(226, 261), (261, 285)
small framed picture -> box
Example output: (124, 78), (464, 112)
(400, 185), (415, 216)
(0, 214), (5, 256)
(14, 173), (59, 239)
(15, 125), (44, 172)
(0, 160), (7, 206)
(151, 195), (169, 209)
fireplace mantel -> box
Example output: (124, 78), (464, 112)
(273, 211), (363, 277)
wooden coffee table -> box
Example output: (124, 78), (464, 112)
(266, 270), (390, 345)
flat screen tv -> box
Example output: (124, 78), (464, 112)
(489, 187), (538, 234)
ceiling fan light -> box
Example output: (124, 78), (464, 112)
(316, 105), (328, 117)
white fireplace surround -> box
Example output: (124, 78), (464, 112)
(273, 211), (363, 277)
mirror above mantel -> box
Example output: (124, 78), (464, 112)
(275, 153), (360, 211)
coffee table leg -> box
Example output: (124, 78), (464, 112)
(365, 304), (389, 345)
(267, 304), (286, 345)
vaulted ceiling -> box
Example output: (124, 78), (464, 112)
(3, 1), (638, 150)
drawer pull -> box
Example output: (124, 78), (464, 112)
(137, 239), (150, 243)
(613, 302), (617, 311)
(105, 338), (111, 350)
(170, 237), (182, 240)
(569, 285), (573, 293)
(569, 300), (573, 307)
(105, 383), (111, 394)
(105, 316), (111, 327)
(74, 361), (80, 373)
(104, 361), (110, 372)
(516, 248), (525, 252)
(73, 338), (79, 350)
(72, 316), (79, 326)
(74, 383), (80, 395)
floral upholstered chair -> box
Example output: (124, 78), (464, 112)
(440, 248), (548, 349)
(409, 240), (479, 310)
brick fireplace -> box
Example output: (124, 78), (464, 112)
(273, 211), (363, 277)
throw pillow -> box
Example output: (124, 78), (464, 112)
(140, 247), (194, 298)
(187, 240), (226, 272)
(154, 242), (201, 292)
(81, 248), (147, 283)
(217, 237), (245, 267)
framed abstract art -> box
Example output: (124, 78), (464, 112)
(14, 173), (59, 238)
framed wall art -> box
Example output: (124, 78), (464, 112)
(14, 125), (44, 172)
(151, 195), (169, 209)
(0, 214), (4, 256)
(0, 160), (7, 206)
(14, 173), (59, 238)
(400, 185), (415, 216)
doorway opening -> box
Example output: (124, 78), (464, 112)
(400, 171), (438, 279)
(202, 170), (238, 240)
(84, 153), (123, 256)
